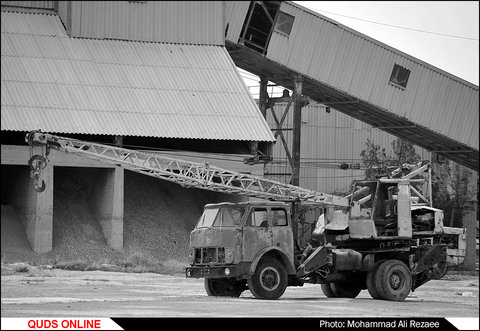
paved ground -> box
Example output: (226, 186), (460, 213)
(1, 267), (478, 318)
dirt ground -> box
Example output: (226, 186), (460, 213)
(1, 265), (478, 318)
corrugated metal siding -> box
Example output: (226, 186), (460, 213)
(265, 102), (430, 193)
(224, 1), (250, 43)
(1, 11), (274, 142)
(64, 1), (224, 45)
(264, 1), (478, 150)
(1, 1), (54, 9)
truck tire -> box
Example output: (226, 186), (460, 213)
(330, 281), (362, 298)
(247, 257), (287, 300)
(374, 260), (411, 301)
(321, 283), (337, 298)
(366, 260), (384, 300)
(204, 278), (245, 297)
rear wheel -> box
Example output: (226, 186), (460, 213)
(204, 278), (246, 297)
(247, 257), (287, 300)
(375, 260), (412, 301)
(321, 283), (337, 298)
(366, 260), (384, 300)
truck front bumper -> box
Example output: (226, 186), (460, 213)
(185, 265), (239, 279)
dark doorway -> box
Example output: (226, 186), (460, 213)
(239, 1), (281, 55)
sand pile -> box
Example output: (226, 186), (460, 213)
(1, 167), (243, 272)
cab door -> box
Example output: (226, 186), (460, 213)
(270, 207), (294, 263)
(241, 206), (272, 262)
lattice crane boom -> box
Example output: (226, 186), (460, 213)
(25, 131), (349, 207)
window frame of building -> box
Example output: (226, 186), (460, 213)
(389, 64), (410, 89)
(274, 11), (295, 36)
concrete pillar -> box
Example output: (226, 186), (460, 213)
(88, 167), (124, 251)
(462, 169), (478, 271)
(462, 200), (477, 270)
(31, 163), (54, 253)
(13, 164), (54, 253)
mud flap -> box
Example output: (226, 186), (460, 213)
(296, 246), (331, 278)
(411, 245), (446, 291)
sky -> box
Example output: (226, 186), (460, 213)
(240, 1), (479, 96)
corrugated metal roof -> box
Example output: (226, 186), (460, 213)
(1, 11), (275, 142)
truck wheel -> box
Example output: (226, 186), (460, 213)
(321, 283), (337, 298)
(331, 281), (362, 298)
(366, 260), (384, 300)
(204, 278), (245, 297)
(247, 257), (287, 300)
(375, 260), (411, 301)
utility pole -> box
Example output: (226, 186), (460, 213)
(259, 76), (268, 119)
(291, 76), (303, 186)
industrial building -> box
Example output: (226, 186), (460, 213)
(1, 1), (477, 268)
(225, 1), (478, 171)
(1, 1), (274, 254)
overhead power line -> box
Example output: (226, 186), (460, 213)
(310, 8), (479, 41)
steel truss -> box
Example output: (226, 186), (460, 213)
(26, 131), (349, 207)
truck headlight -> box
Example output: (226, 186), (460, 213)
(188, 248), (195, 264)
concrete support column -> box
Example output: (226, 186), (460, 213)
(14, 164), (54, 253)
(463, 200), (477, 270)
(463, 170), (478, 271)
(89, 167), (124, 251)
(31, 163), (54, 253)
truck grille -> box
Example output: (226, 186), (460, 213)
(194, 247), (225, 265)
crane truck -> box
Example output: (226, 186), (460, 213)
(25, 130), (466, 302)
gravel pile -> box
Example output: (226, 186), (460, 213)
(123, 171), (241, 264)
(1, 205), (39, 263)
(1, 166), (243, 272)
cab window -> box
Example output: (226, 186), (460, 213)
(196, 208), (219, 228)
(196, 207), (245, 228)
(218, 207), (245, 227)
(271, 208), (287, 226)
(246, 208), (268, 227)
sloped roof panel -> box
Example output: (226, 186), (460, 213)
(1, 11), (275, 142)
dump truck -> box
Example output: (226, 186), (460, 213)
(25, 131), (466, 302)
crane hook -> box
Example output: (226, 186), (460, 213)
(34, 180), (46, 193)
(28, 155), (47, 193)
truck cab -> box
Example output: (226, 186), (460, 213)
(186, 201), (296, 298)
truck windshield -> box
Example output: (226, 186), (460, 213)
(196, 206), (246, 228)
